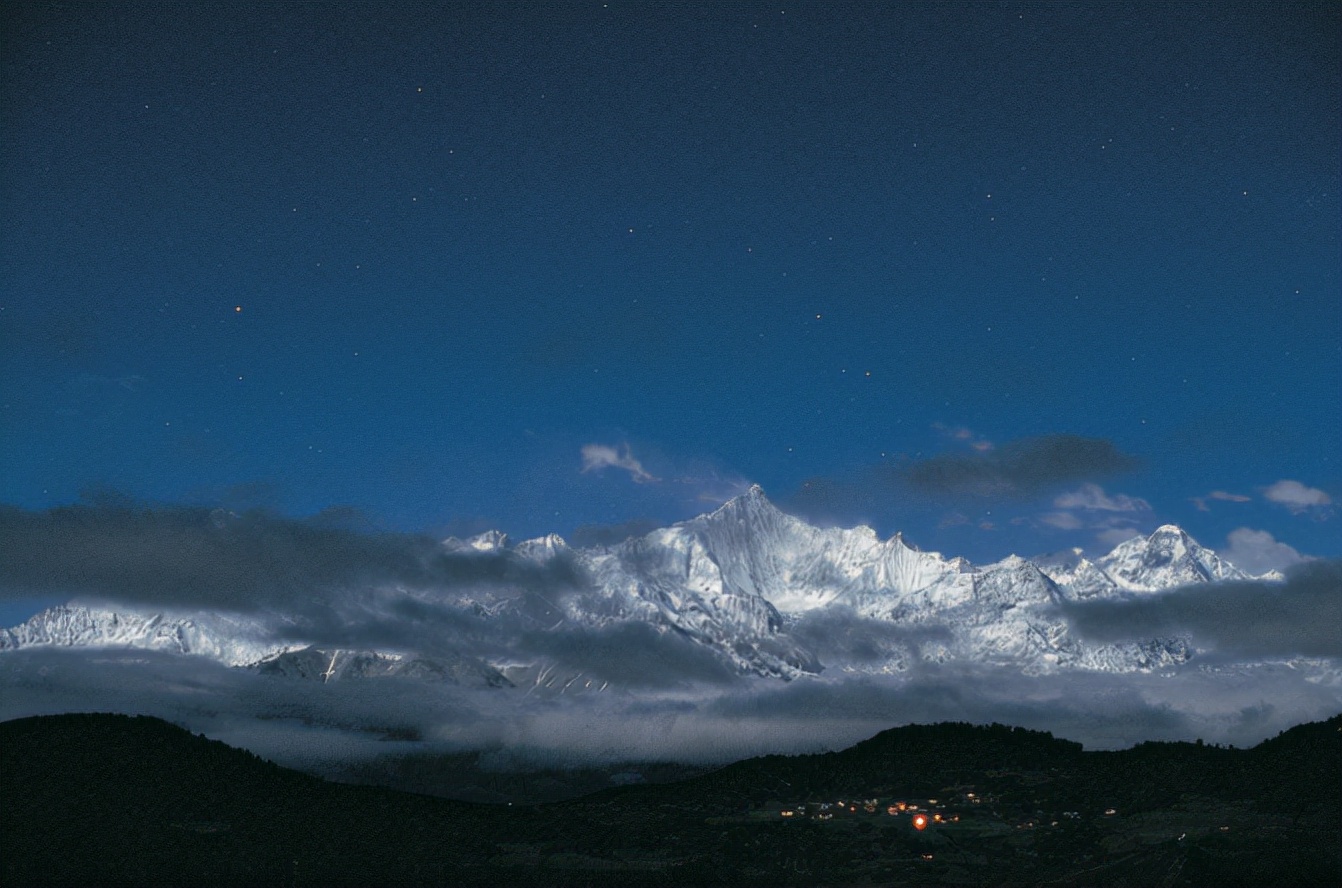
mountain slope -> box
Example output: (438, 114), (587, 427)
(0, 487), (1283, 680)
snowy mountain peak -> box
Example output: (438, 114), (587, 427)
(442, 530), (511, 553)
(0, 604), (290, 667)
(705, 483), (783, 522)
(1096, 523), (1248, 593)
(1147, 524), (1197, 551)
(0, 495), (1277, 682)
(513, 533), (570, 562)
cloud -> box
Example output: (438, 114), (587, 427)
(1021, 484), (1152, 550)
(578, 441), (751, 511)
(1, 499), (1339, 784)
(904, 435), (1139, 500)
(1191, 490), (1252, 512)
(674, 467), (753, 505)
(579, 444), (658, 483)
(784, 435), (1140, 529)
(1221, 528), (1310, 575)
(0, 502), (587, 622)
(1063, 559), (1342, 659)
(1040, 511), (1084, 530)
(8, 641), (1338, 780)
(1261, 479), (1332, 515)
(517, 622), (740, 689)
(1053, 483), (1150, 513)
(931, 422), (994, 452)
(1095, 526), (1141, 548)
(786, 607), (953, 668)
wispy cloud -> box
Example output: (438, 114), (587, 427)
(1094, 526), (1142, 549)
(1190, 490), (1252, 512)
(579, 443), (659, 484)
(1261, 479), (1332, 516)
(1053, 483), (1150, 513)
(931, 422), (994, 453)
(578, 441), (752, 511)
(1035, 484), (1152, 550)
(1039, 511), (1084, 530)
(675, 468), (752, 504)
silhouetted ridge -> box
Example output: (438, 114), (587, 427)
(3, 712), (1337, 887)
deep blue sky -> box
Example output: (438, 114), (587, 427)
(2, 2), (1338, 584)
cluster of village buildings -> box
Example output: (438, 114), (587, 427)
(776, 788), (1109, 832)
(778, 790), (984, 824)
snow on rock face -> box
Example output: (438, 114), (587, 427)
(0, 488), (1277, 681)
(1039, 525), (1264, 600)
(255, 646), (514, 687)
(624, 484), (966, 617)
(512, 533), (570, 562)
(0, 604), (291, 667)
(442, 530), (510, 553)
(971, 556), (1061, 611)
(1096, 524), (1251, 592)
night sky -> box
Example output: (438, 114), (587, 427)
(3, 1), (1338, 623)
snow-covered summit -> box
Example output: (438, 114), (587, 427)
(442, 530), (510, 553)
(0, 487), (1282, 680)
(0, 604), (291, 667)
(1094, 524), (1251, 592)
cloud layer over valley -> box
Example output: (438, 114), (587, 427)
(3, 493), (1339, 779)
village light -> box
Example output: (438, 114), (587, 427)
(912, 814), (929, 831)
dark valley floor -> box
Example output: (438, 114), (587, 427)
(3, 712), (1338, 887)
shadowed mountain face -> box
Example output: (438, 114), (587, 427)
(3, 712), (1338, 887)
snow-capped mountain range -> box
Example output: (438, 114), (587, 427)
(0, 486), (1276, 683)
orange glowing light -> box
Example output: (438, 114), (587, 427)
(912, 814), (928, 831)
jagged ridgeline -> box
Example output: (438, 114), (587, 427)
(0, 486), (1283, 682)
(4, 712), (1338, 887)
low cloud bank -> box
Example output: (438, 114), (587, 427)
(0, 501), (585, 613)
(2, 647), (1337, 776)
(2, 498), (1339, 780)
(1062, 560), (1342, 659)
